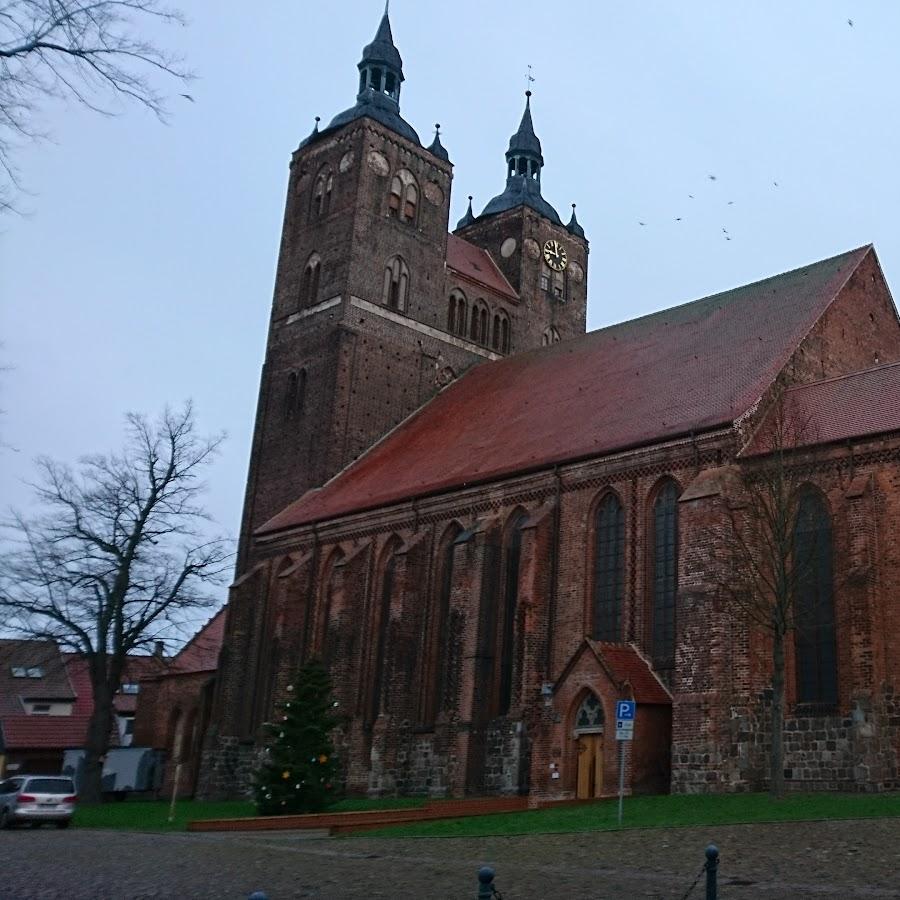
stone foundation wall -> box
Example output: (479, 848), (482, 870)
(672, 689), (900, 794)
(482, 719), (529, 795)
(196, 734), (257, 800)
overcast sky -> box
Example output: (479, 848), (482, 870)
(3, 2), (899, 577)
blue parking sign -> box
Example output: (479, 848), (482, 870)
(616, 700), (636, 720)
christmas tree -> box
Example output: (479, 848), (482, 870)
(254, 658), (339, 815)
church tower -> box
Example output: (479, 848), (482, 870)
(237, 10), (481, 563)
(237, 14), (590, 566)
(455, 92), (589, 348)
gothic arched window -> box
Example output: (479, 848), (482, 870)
(593, 492), (625, 642)
(367, 538), (401, 725)
(542, 326), (561, 346)
(650, 479), (679, 673)
(312, 169), (333, 218)
(318, 548), (344, 663)
(388, 169), (418, 224)
(497, 511), (528, 716)
(500, 314), (510, 353)
(283, 369), (306, 421)
(574, 693), (605, 733)
(447, 290), (467, 336)
(383, 256), (409, 311)
(491, 314), (501, 350)
(421, 524), (460, 723)
(794, 487), (837, 706)
(300, 253), (321, 308)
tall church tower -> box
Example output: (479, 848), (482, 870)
(455, 92), (589, 348)
(237, 14), (590, 566)
(238, 10), (473, 563)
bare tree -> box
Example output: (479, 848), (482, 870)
(710, 393), (830, 798)
(0, 404), (230, 802)
(0, 1), (190, 206)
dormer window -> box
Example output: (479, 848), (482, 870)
(11, 666), (44, 678)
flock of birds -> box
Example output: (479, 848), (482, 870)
(637, 176), (781, 241)
(636, 16), (856, 241)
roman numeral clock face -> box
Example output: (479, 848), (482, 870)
(543, 239), (568, 272)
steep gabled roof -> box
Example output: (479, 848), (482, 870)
(170, 607), (226, 673)
(261, 246), (873, 533)
(0, 714), (91, 750)
(446, 234), (518, 301)
(742, 361), (900, 456)
(0, 640), (73, 717)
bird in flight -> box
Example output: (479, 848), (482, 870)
(848, 18), (854, 26)
(773, 181), (779, 187)
(727, 200), (734, 205)
(675, 217), (682, 222)
(639, 221), (646, 226)
(688, 194), (695, 199)
(708, 175), (717, 181)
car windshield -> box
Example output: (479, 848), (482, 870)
(24, 778), (75, 794)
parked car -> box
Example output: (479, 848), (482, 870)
(0, 775), (77, 829)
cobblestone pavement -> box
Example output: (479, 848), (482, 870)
(3, 818), (900, 899)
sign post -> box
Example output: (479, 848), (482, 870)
(615, 700), (636, 827)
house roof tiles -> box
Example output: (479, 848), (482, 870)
(446, 234), (518, 301)
(261, 246), (873, 534)
(743, 361), (900, 456)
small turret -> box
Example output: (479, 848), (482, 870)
(566, 204), (586, 240)
(480, 92), (561, 224)
(427, 123), (450, 163)
(456, 195), (475, 229)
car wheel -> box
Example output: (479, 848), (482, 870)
(56, 820), (71, 830)
(0, 809), (9, 830)
(29, 821), (42, 829)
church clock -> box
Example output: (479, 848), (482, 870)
(543, 239), (568, 272)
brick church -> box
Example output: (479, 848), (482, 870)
(199, 10), (900, 799)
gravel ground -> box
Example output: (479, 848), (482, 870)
(4, 818), (900, 899)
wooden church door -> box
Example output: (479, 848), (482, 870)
(573, 692), (605, 799)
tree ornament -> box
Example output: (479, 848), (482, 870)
(282, 770), (290, 780)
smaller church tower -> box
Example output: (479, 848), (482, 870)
(455, 93), (588, 348)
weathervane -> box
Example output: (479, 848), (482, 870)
(525, 64), (535, 93)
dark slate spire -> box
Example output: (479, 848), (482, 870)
(506, 91), (543, 165)
(322, 7), (420, 147)
(428, 123), (450, 162)
(481, 91), (561, 224)
(456, 195), (475, 229)
(360, 8), (403, 78)
(566, 203), (586, 239)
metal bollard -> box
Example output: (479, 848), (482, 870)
(705, 844), (719, 900)
(477, 866), (495, 900)
(248, 892), (269, 900)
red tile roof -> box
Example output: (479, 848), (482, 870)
(261, 246), (874, 533)
(446, 233), (518, 301)
(170, 607), (226, 673)
(589, 641), (672, 705)
(743, 362), (900, 456)
(0, 714), (91, 750)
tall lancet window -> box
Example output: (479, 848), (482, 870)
(593, 493), (625, 642)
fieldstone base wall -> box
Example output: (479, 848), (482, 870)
(196, 734), (257, 800)
(482, 719), (529, 795)
(366, 720), (455, 797)
(672, 690), (900, 794)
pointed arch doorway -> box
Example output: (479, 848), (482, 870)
(573, 693), (605, 799)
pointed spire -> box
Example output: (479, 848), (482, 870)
(456, 195), (475, 229)
(361, 7), (403, 75)
(566, 203), (585, 239)
(507, 90), (543, 161)
(299, 115), (321, 148)
(428, 123), (450, 162)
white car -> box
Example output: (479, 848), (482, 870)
(0, 775), (77, 829)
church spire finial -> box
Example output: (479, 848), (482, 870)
(428, 122), (450, 162)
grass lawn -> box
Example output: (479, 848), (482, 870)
(72, 795), (425, 832)
(366, 792), (900, 838)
